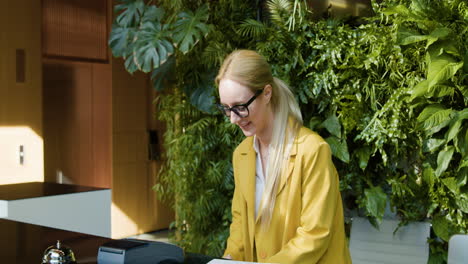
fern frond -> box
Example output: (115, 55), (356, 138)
(202, 40), (233, 67)
(237, 18), (267, 38)
(267, 0), (292, 25)
(287, 0), (309, 31)
(267, 0), (309, 31)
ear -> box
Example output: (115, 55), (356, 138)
(263, 84), (273, 103)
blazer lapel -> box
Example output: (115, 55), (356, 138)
(276, 134), (298, 197)
(236, 137), (256, 250)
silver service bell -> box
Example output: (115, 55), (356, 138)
(42, 240), (77, 264)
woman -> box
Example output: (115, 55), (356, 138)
(215, 50), (351, 263)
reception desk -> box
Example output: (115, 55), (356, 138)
(0, 218), (111, 263)
(0, 182), (215, 263)
(0, 182), (111, 237)
(0, 219), (216, 264)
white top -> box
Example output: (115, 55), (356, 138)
(253, 136), (266, 218)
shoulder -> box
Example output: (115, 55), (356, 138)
(295, 126), (332, 157)
(296, 126), (328, 147)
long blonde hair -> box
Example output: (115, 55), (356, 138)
(216, 50), (303, 230)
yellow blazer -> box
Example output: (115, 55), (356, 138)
(224, 127), (352, 263)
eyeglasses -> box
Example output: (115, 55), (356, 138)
(217, 89), (263, 118)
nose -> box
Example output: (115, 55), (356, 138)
(230, 112), (241, 124)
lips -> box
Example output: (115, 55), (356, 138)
(239, 121), (251, 130)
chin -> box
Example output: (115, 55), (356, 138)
(239, 125), (256, 137)
(238, 121), (256, 137)
(241, 129), (255, 137)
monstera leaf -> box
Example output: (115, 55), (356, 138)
(109, 26), (135, 57)
(184, 72), (217, 114)
(151, 56), (175, 91)
(172, 5), (211, 54)
(109, 0), (143, 58)
(133, 22), (174, 73)
(110, 1), (212, 82)
(140, 5), (165, 23)
(114, 0), (145, 27)
(110, 2), (172, 73)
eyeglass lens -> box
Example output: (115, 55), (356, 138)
(217, 89), (263, 118)
(220, 105), (248, 118)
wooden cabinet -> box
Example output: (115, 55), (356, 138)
(1, 0), (173, 239)
(43, 60), (112, 189)
(42, 58), (173, 238)
(110, 58), (174, 238)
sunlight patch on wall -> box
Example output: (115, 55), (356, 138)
(111, 203), (139, 239)
(0, 126), (44, 184)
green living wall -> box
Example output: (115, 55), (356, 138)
(109, 0), (467, 262)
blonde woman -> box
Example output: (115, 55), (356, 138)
(216, 50), (351, 263)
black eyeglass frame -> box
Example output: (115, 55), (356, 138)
(217, 89), (264, 118)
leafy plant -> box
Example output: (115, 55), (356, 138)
(155, 91), (244, 254)
(382, 2), (467, 262)
(110, 0), (259, 256)
(109, 0), (467, 261)
(109, 0), (211, 92)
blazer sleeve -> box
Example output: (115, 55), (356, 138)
(267, 140), (339, 264)
(223, 152), (245, 260)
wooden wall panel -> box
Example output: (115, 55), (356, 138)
(111, 58), (150, 238)
(111, 58), (173, 238)
(65, 63), (93, 187)
(43, 60), (111, 188)
(43, 61), (92, 185)
(0, 0), (43, 184)
(92, 63), (112, 188)
(148, 161), (174, 231)
(0, 3), (7, 125)
(42, 0), (108, 61)
(1, 0), (42, 132)
(147, 88), (174, 231)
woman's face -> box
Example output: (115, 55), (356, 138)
(218, 78), (270, 137)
